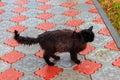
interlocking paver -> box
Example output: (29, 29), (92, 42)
(63, 9), (80, 17)
(46, 0), (66, 6)
(86, 48), (120, 63)
(36, 12), (54, 20)
(20, 18), (43, 28)
(22, 9), (43, 18)
(12, 55), (45, 74)
(1, 51), (25, 64)
(53, 69), (91, 80)
(98, 27), (111, 36)
(0, 60), (10, 72)
(7, 25), (27, 33)
(80, 44), (95, 56)
(35, 65), (63, 80)
(47, 6), (68, 15)
(0, 0), (120, 80)
(0, 11), (18, 20)
(48, 15), (71, 25)
(0, 31), (13, 43)
(92, 66), (120, 80)
(4, 38), (19, 47)
(56, 52), (84, 68)
(61, 1), (77, 8)
(74, 60), (102, 75)
(20, 75), (44, 80)
(0, 44), (13, 57)
(11, 15), (28, 23)
(65, 19), (84, 27)
(105, 40), (120, 51)
(36, 22), (56, 31)
(37, 4), (53, 11)
(0, 68), (23, 80)
(15, 43), (41, 55)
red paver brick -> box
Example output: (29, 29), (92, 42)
(36, 0), (49, 3)
(104, 40), (120, 51)
(35, 65), (63, 80)
(14, 0), (29, 5)
(10, 15), (28, 23)
(0, 20), (2, 23)
(36, 22), (56, 31)
(98, 27), (111, 36)
(12, 7), (29, 13)
(36, 13), (54, 20)
(73, 60), (102, 75)
(93, 17), (104, 24)
(85, 0), (94, 5)
(65, 19), (84, 27)
(79, 44), (95, 56)
(1, 51), (25, 64)
(0, 68), (23, 80)
(37, 4), (53, 10)
(35, 49), (44, 58)
(7, 25), (27, 33)
(61, 2), (77, 8)
(0, 9), (4, 14)
(0, 2), (6, 7)
(88, 8), (98, 13)
(112, 58), (120, 67)
(63, 10), (80, 17)
(4, 38), (19, 47)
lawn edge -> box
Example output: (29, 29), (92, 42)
(93, 0), (120, 49)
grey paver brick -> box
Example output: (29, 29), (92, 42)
(47, 15), (71, 25)
(86, 48), (120, 64)
(49, 25), (74, 31)
(20, 75), (44, 80)
(20, 28), (44, 38)
(0, 44), (13, 57)
(56, 52), (84, 68)
(0, 12), (18, 20)
(0, 31), (13, 43)
(23, 1), (42, 9)
(20, 18), (43, 28)
(75, 11), (99, 22)
(0, 21), (16, 30)
(46, 6), (69, 15)
(92, 65), (120, 80)
(46, 0), (67, 6)
(15, 44), (41, 55)
(22, 9), (43, 18)
(1, 4), (18, 11)
(12, 55), (45, 75)
(53, 69), (91, 80)
(73, 3), (93, 12)
(0, 60), (10, 72)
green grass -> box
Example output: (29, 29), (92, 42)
(99, 0), (120, 35)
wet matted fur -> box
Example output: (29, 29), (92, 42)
(14, 26), (94, 66)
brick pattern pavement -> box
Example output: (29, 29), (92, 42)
(0, 0), (120, 80)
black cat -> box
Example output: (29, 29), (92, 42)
(14, 26), (94, 66)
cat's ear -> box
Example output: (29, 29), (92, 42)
(88, 26), (93, 31)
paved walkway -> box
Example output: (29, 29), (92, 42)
(0, 0), (120, 80)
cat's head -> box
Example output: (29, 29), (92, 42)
(80, 26), (94, 42)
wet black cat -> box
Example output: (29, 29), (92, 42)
(14, 26), (94, 66)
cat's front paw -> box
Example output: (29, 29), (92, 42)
(74, 60), (81, 64)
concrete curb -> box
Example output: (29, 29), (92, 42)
(93, 0), (120, 49)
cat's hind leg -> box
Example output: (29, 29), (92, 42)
(44, 51), (54, 66)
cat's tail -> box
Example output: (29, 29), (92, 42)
(14, 30), (39, 45)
